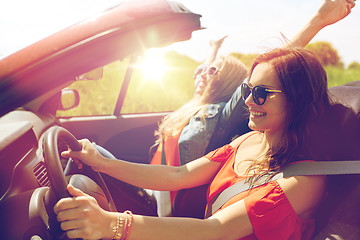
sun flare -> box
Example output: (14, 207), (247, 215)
(137, 49), (168, 82)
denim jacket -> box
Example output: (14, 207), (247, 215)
(178, 84), (249, 165)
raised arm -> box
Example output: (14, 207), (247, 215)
(289, 0), (356, 48)
(214, 0), (357, 148)
(193, 36), (228, 79)
(202, 35), (228, 65)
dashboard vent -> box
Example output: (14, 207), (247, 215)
(33, 162), (50, 187)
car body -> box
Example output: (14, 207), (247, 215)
(0, 0), (202, 238)
(1, 0), (360, 239)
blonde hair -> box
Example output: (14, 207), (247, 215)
(156, 56), (248, 141)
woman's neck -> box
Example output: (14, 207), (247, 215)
(263, 129), (283, 149)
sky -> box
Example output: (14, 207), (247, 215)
(0, 0), (359, 66)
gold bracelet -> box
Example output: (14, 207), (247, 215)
(123, 210), (133, 240)
(112, 213), (125, 240)
(121, 213), (128, 240)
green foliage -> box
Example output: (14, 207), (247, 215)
(121, 51), (199, 114)
(57, 60), (127, 117)
(325, 65), (360, 87)
(348, 61), (360, 70)
(305, 41), (342, 67)
(57, 52), (199, 117)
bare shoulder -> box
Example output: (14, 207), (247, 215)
(277, 175), (326, 219)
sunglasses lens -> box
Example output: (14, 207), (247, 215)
(241, 83), (251, 101)
(253, 86), (267, 105)
(207, 67), (218, 76)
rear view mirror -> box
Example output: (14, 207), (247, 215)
(76, 67), (103, 80)
(59, 89), (80, 110)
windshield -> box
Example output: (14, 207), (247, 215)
(0, 0), (122, 59)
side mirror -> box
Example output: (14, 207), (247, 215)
(59, 89), (80, 110)
(76, 67), (103, 81)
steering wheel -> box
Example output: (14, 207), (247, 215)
(42, 126), (116, 238)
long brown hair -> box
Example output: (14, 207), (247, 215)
(246, 47), (332, 184)
(155, 55), (248, 141)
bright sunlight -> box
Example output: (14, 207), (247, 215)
(136, 49), (169, 82)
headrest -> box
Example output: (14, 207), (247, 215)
(329, 86), (360, 117)
(307, 86), (360, 161)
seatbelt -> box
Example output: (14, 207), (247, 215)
(206, 160), (360, 218)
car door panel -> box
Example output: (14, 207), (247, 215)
(59, 112), (167, 164)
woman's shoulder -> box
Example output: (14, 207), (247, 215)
(277, 175), (326, 219)
(203, 103), (226, 118)
(229, 131), (261, 148)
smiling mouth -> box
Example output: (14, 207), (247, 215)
(250, 110), (266, 117)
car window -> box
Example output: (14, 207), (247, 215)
(56, 60), (126, 117)
(56, 51), (198, 117)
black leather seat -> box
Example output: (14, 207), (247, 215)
(312, 86), (360, 239)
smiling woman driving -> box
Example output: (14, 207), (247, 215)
(55, 47), (331, 240)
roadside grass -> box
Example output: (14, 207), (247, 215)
(326, 66), (360, 87)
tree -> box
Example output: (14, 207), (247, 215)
(305, 41), (342, 67)
(348, 61), (360, 70)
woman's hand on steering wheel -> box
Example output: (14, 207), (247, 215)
(54, 184), (115, 239)
(61, 139), (107, 172)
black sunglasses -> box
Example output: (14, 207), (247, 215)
(241, 82), (282, 105)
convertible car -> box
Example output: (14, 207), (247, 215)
(0, 0), (360, 239)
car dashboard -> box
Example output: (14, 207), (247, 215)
(0, 109), (116, 239)
(0, 110), (55, 199)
